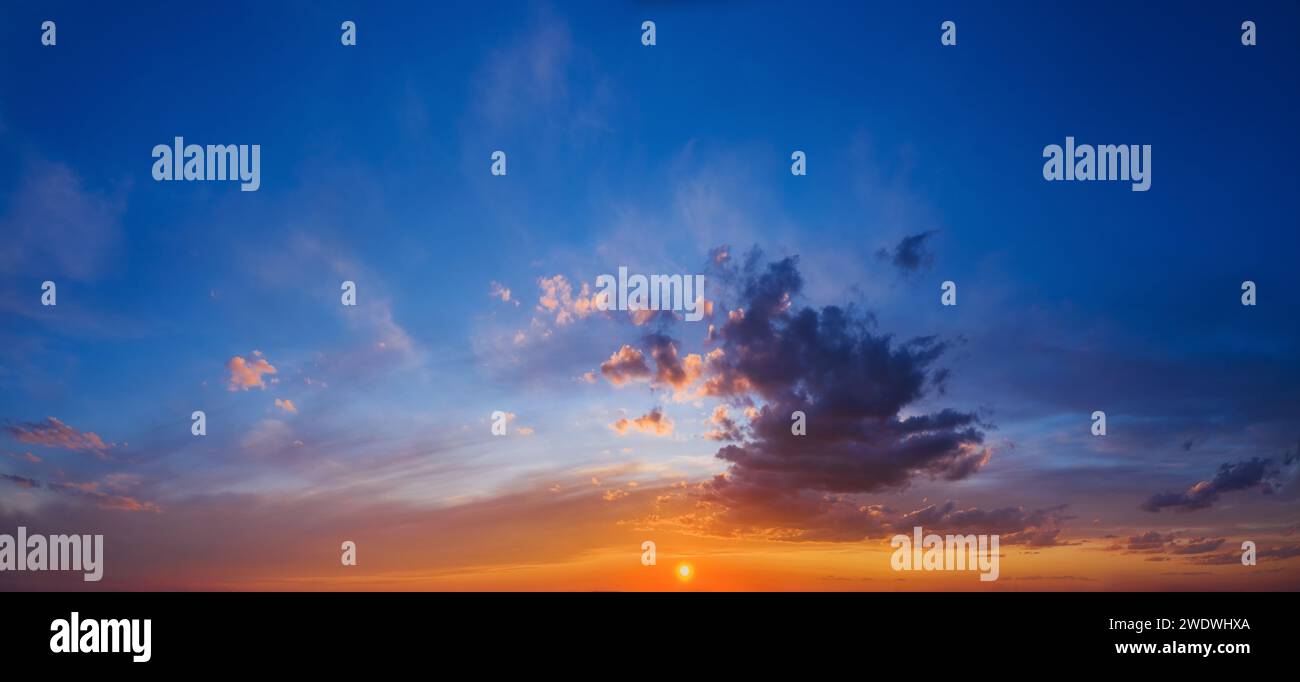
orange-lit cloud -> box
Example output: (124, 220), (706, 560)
(599, 345), (650, 386)
(227, 351), (277, 391)
(537, 274), (599, 326)
(5, 417), (115, 457)
(1, 472), (159, 513)
(489, 280), (519, 305)
(611, 408), (673, 437)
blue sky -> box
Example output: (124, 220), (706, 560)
(1, 1), (1298, 589)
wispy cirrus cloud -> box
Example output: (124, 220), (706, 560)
(0, 157), (125, 281)
(0, 470), (158, 512)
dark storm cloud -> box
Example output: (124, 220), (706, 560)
(702, 252), (989, 497)
(627, 250), (998, 540)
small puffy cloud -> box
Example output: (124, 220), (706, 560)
(227, 351), (277, 391)
(274, 398), (298, 415)
(611, 408), (674, 437)
(876, 230), (937, 273)
(489, 281), (519, 306)
(536, 274), (600, 326)
(704, 405), (743, 442)
(599, 345), (651, 386)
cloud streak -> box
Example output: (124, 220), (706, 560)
(1141, 458), (1281, 512)
(4, 417), (115, 457)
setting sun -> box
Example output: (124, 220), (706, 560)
(676, 563), (694, 581)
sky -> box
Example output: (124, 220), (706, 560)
(1, 1), (1298, 591)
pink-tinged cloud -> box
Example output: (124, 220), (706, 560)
(536, 274), (599, 326)
(227, 351), (277, 391)
(1, 472), (159, 513)
(611, 408), (674, 437)
(599, 345), (651, 386)
(705, 405), (743, 442)
(91, 494), (162, 513)
(642, 334), (725, 400)
(5, 417), (115, 457)
(489, 280), (519, 306)
(274, 398), (298, 414)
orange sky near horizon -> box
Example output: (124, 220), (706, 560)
(116, 532), (1299, 592)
